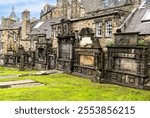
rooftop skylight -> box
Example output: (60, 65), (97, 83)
(33, 21), (44, 29)
(142, 10), (150, 22)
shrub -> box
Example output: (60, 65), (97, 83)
(107, 42), (114, 47)
(137, 39), (145, 46)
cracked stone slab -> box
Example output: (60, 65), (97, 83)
(0, 75), (18, 79)
(11, 82), (44, 88)
(35, 69), (63, 75)
(144, 82), (150, 90)
(0, 80), (44, 88)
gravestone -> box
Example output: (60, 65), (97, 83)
(105, 32), (149, 89)
(18, 46), (26, 71)
(73, 27), (104, 82)
(19, 55), (25, 71)
(115, 32), (138, 46)
(0, 80), (44, 88)
(57, 19), (75, 72)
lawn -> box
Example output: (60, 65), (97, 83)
(0, 66), (150, 101)
(0, 66), (37, 76)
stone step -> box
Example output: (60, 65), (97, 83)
(0, 75), (18, 79)
(35, 69), (63, 75)
(0, 80), (44, 88)
(0, 80), (35, 86)
(11, 82), (44, 88)
(144, 82), (150, 90)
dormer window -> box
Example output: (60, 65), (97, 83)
(142, 9), (150, 22)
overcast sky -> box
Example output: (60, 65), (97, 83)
(0, 0), (56, 20)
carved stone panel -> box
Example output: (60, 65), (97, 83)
(80, 55), (94, 66)
(59, 42), (70, 59)
(106, 46), (149, 89)
(80, 37), (92, 47)
(114, 58), (138, 74)
(48, 55), (56, 69)
(115, 32), (139, 46)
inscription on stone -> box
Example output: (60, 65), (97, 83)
(80, 55), (94, 66)
(115, 58), (137, 73)
(115, 33), (138, 46)
(80, 37), (92, 47)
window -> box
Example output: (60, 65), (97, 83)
(105, 20), (112, 37)
(96, 22), (102, 37)
(142, 10), (150, 22)
(104, 0), (109, 7)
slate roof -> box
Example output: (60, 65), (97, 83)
(31, 17), (63, 39)
(10, 22), (21, 29)
(0, 21), (21, 30)
(81, 0), (132, 13)
(125, 1), (150, 35)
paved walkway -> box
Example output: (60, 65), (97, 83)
(0, 75), (18, 79)
(35, 69), (63, 75)
(0, 69), (63, 79)
(0, 69), (63, 88)
(0, 79), (44, 88)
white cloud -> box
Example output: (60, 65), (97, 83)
(16, 2), (46, 13)
(0, 0), (54, 5)
(0, 0), (56, 18)
(0, 0), (32, 5)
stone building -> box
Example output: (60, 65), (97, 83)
(48, 0), (150, 88)
(106, 0), (150, 88)
(0, 7), (21, 54)
(0, 0), (150, 89)
(0, 7), (21, 66)
(51, 0), (139, 80)
(0, 8), (36, 66)
(30, 4), (64, 70)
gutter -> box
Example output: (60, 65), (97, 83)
(51, 11), (119, 26)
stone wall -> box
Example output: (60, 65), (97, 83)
(20, 40), (31, 52)
(105, 32), (150, 89)
(106, 46), (149, 89)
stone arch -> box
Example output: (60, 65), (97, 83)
(79, 27), (94, 37)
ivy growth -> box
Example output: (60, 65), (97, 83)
(137, 39), (145, 46)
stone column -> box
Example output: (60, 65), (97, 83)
(70, 37), (74, 60)
(19, 55), (25, 71)
(57, 39), (60, 58)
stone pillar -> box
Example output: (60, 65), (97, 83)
(57, 39), (60, 58)
(70, 37), (74, 59)
(19, 55), (25, 71)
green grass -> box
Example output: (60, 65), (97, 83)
(0, 66), (150, 101)
(0, 66), (37, 76)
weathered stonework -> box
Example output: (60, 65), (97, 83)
(105, 33), (149, 89)
(0, 0), (150, 90)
